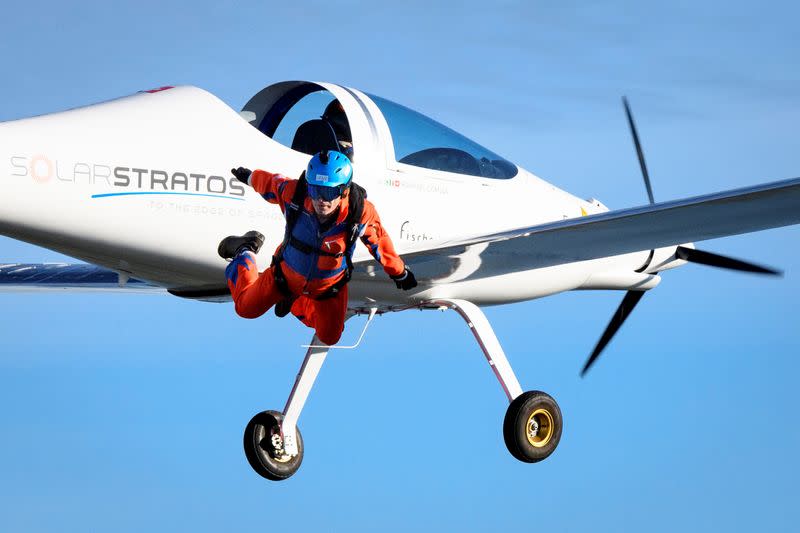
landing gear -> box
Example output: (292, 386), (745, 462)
(503, 390), (562, 462)
(243, 300), (563, 480)
(243, 410), (304, 480)
(243, 335), (328, 481)
(430, 299), (563, 464)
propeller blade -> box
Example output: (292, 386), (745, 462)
(675, 246), (782, 276)
(622, 96), (655, 205)
(581, 290), (646, 377)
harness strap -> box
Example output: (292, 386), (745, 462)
(288, 235), (343, 258)
(276, 173), (308, 263)
(271, 257), (293, 298)
(273, 178), (367, 305)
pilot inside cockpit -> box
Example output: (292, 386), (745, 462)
(321, 100), (352, 154)
(291, 99), (355, 161)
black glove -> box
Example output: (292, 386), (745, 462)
(231, 167), (252, 185)
(391, 268), (418, 290)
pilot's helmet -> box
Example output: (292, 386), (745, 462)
(306, 150), (353, 201)
(322, 100), (352, 143)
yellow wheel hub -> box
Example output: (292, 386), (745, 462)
(526, 408), (554, 448)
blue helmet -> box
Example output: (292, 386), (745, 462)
(306, 151), (353, 201)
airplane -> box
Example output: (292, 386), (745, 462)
(1, 80), (798, 481)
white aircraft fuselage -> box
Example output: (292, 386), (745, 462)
(0, 82), (682, 308)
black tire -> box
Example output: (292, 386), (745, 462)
(503, 391), (562, 463)
(243, 410), (303, 481)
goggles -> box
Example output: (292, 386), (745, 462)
(308, 183), (347, 202)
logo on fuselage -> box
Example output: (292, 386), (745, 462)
(9, 154), (246, 198)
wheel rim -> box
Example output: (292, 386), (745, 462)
(526, 408), (554, 448)
(266, 426), (293, 463)
(255, 421), (292, 464)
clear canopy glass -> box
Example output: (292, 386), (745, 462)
(368, 94), (517, 179)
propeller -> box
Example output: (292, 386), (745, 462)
(675, 246), (782, 276)
(622, 96), (655, 205)
(579, 98), (782, 377)
(580, 98), (654, 377)
(581, 290), (645, 377)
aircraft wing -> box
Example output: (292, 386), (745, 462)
(382, 176), (800, 280)
(4, 177), (798, 295)
(0, 263), (164, 293)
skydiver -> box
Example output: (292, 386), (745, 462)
(218, 150), (417, 345)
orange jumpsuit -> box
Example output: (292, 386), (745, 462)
(226, 170), (406, 345)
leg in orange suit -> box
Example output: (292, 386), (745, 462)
(226, 252), (347, 346)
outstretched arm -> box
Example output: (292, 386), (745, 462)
(359, 200), (414, 290)
(231, 167), (297, 211)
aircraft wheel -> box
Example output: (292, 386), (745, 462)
(243, 410), (303, 481)
(503, 391), (562, 463)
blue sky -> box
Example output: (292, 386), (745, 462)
(1, 2), (799, 531)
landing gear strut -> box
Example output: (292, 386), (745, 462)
(430, 299), (563, 463)
(243, 335), (328, 481)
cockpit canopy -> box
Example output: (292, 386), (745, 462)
(243, 81), (517, 179)
(367, 94), (517, 179)
(256, 87), (346, 155)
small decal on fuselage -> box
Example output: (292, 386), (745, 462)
(380, 177), (449, 195)
(399, 220), (433, 242)
(140, 86), (175, 94)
